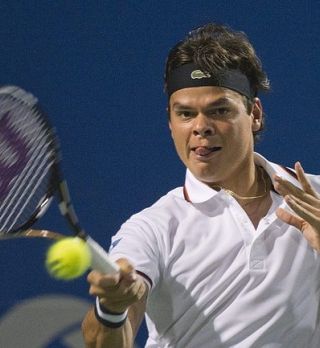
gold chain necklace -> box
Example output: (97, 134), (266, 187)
(214, 166), (270, 201)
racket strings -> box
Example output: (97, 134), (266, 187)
(0, 130), (50, 211)
(0, 125), (52, 204)
(1, 153), (54, 231)
(0, 96), (56, 232)
(0, 142), (54, 231)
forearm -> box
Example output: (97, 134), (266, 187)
(82, 307), (134, 348)
(83, 261), (148, 347)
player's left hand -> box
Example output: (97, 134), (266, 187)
(274, 162), (320, 252)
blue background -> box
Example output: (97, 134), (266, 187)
(0, 1), (319, 347)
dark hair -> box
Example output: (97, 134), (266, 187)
(164, 23), (270, 141)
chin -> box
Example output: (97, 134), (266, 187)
(191, 171), (219, 184)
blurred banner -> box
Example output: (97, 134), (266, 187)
(0, 295), (89, 347)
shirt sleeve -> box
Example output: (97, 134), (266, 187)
(109, 213), (162, 290)
(308, 174), (320, 193)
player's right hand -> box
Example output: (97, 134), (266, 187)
(87, 258), (147, 313)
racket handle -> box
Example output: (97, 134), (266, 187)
(86, 236), (120, 274)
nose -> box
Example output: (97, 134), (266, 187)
(193, 114), (215, 137)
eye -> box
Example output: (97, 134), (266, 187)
(175, 110), (196, 119)
(208, 107), (231, 117)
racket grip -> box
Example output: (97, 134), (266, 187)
(86, 237), (120, 274)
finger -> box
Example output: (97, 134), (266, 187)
(274, 175), (319, 207)
(276, 207), (304, 230)
(117, 258), (134, 274)
(285, 195), (320, 227)
(295, 162), (318, 197)
(273, 175), (302, 197)
(118, 278), (147, 302)
(287, 194), (320, 217)
(87, 259), (136, 287)
(90, 282), (134, 302)
(87, 270), (120, 288)
(116, 258), (137, 283)
(92, 274), (145, 301)
(90, 282), (135, 305)
(98, 277), (147, 313)
(89, 285), (116, 298)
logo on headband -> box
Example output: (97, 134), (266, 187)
(190, 70), (211, 80)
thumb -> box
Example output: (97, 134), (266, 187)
(116, 258), (137, 281)
(276, 207), (303, 230)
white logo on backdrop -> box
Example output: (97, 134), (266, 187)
(0, 294), (141, 347)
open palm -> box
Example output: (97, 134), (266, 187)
(274, 162), (320, 252)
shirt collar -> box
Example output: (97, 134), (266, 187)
(184, 152), (301, 203)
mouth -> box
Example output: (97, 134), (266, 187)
(191, 146), (222, 157)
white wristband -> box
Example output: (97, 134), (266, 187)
(95, 297), (128, 325)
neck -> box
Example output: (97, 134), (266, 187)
(210, 164), (270, 202)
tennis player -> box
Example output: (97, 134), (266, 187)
(82, 23), (320, 348)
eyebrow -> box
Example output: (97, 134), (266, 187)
(172, 97), (232, 110)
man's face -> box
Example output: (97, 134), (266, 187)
(168, 86), (262, 187)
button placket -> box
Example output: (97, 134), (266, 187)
(249, 232), (268, 271)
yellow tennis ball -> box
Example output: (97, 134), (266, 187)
(45, 237), (91, 280)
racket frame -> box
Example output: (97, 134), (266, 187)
(0, 86), (119, 274)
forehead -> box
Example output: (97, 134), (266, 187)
(169, 86), (244, 108)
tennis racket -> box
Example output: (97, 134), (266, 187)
(0, 85), (119, 274)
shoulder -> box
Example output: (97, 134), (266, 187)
(120, 186), (189, 235)
(255, 153), (320, 193)
(146, 187), (189, 216)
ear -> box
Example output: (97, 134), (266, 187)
(167, 106), (174, 137)
(168, 120), (174, 139)
(251, 98), (263, 132)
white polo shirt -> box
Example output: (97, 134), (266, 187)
(109, 153), (320, 348)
